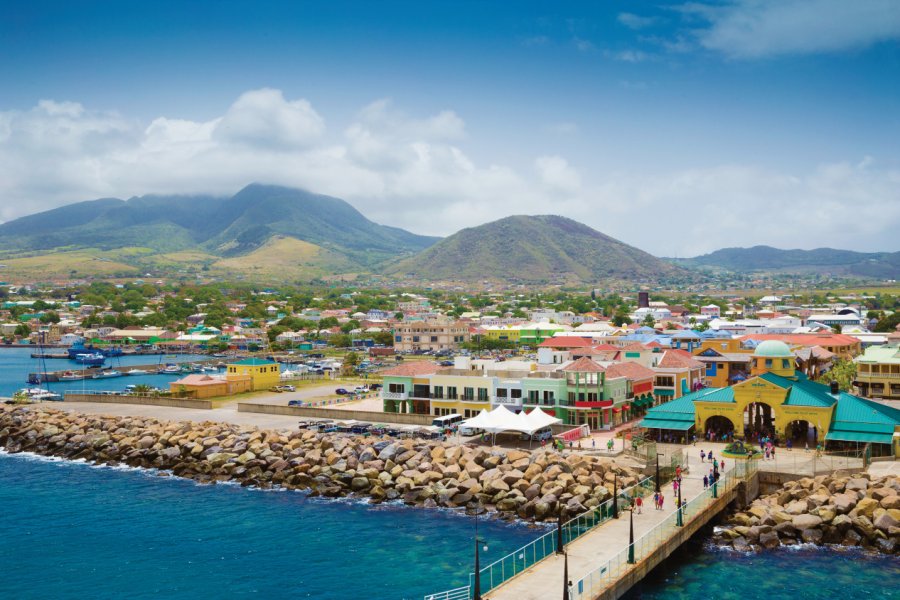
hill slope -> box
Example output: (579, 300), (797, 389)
(677, 246), (900, 278)
(387, 215), (687, 284)
(0, 185), (439, 278)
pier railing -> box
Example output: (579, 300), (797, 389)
(570, 460), (757, 600)
(424, 475), (655, 600)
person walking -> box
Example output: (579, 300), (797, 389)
(635, 495), (643, 514)
(592, 438), (596, 449)
(653, 491), (660, 510)
(703, 474), (709, 489)
(700, 449), (706, 463)
(787, 438), (792, 451)
(658, 493), (665, 511)
(676, 465), (682, 480)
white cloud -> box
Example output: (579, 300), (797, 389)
(213, 88), (324, 149)
(618, 13), (660, 30)
(681, 0), (900, 58)
(0, 90), (897, 256)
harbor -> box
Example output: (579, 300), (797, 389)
(28, 358), (227, 383)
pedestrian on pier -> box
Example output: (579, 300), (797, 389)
(700, 450), (706, 463)
(703, 475), (709, 489)
(635, 495), (643, 514)
(658, 493), (664, 510)
(653, 491), (660, 510)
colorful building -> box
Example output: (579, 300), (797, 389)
(854, 342), (900, 400)
(652, 350), (705, 402)
(225, 358), (280, 391)
(169, 374), (251, 398)
(381, 362), (441, 414)
(640, 340), (900, 457)
(561, 357), (628, 430)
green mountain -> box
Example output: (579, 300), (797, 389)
(675, 245), (900, 279)
(0, 185), (439, 277)
(386, 215), (688, 284)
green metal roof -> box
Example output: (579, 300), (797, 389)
(855, 344), (900, 365)
(655, 389), (674, 396)
(639, 418), (695, 430)
(784, 380), (838, 407)
(834, 392), (900, 424)
(691, 388), (736, 403)
(229, 358), (277, 366)
(825, 431), (894, 444)
(758, 372), (794, 389)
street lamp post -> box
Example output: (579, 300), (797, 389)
(474, 503), (484, 600)
(562, 550), (570, 600)
(655, 453), (662, 493)
(612, 474), (619, 519)
(556, 507), (566, 554)
(627, 504), (635, 564)
(676, 476), (684, 527)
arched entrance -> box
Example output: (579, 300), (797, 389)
(744, 402), (776, 441)
(785, 420), (817, 445)
(704, 415), (735, 441)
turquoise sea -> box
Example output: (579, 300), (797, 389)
(1, 451), (896, 600)
(0, 347), (216, 397)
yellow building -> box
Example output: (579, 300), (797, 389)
(225, 358), (281, 391)
(428, 371), (492, 419)
(482, 325), (522, 344)
(854, 342), (900, 400)
(642, 340), (900, 456)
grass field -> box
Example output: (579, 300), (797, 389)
(0, 250), (139, 280)
(211, 235), (355, 280)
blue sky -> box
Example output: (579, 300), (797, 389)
(1, 0), (898, 255)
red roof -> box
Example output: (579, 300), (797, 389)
(620, 342), (647, 352)
(381, 361), (442, 377)
(561, 356), (607, 373)
(740, 333), (861, 347)
(538, 336), (593, 349)
(605, 361), (656, 381)
(172, 374), (224, 386)
(657, 351), (704, 369)
(592, 344), (621, 351)
(645, 341), (664, 349)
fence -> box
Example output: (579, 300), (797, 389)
(752, 447), (867, 476)
(570, 460), (757, 600)
(64, 392), (212, 410)
(425, 476), (655, 600)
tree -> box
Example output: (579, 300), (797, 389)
(39, 311), (60, 324)
(14, 324), (31, 338)
(612, 313), (632, 327)
(819, 359), (857, 392)
(873, 312), (900, 333)
(641, 314), (656, 327)
(329, 334), (352, 348)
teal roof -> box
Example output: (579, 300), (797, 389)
(753, 339), (793, 357)
(825, 431), (893, 444)
(691, 388), (736, 403)
(230, 358), (277, 366)
(758, 372), (838, 407)
(828, 393), (900, 444)
(758, 372), (794, 389)
(639, 418), (695, 430)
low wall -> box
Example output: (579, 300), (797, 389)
(237, 402), (434, 425)
(64, 393), (213, 410)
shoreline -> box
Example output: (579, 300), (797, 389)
(0, 405), (643, 523)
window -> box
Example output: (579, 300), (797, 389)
(447, 386), (458, 400)
(782, 359), (790, 369)
(477, 388), (489, 401)
(511, 389), (522, 399)
(528, 390), (539, 403)
(431, 336), (438, 342)
(765, 359), (772, 368)
(433, 386), (443, 399)
(388, 383), (405, 393)
(412, 336), (420, 343)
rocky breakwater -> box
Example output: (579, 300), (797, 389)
(0, 406), (642, 522)
(714, 472), (900, 554)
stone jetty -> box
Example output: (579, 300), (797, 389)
(0, 406), (641, 521)
(714, 472), (900, 554)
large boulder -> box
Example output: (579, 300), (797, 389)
(759, 531), (780, 549)
(792, 514), (823, 530)
(854, 497), (880, 519)
(873, 512), (898, 533)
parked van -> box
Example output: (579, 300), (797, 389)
(432, 413), (463, 429)
(520, 427), (553, 441)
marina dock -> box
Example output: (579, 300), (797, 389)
(28, 359), (227, 383)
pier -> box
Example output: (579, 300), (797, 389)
(427, 461), (758, 600)
(28, 359), (226, 383)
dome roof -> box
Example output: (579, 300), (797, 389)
(753, 339), (793, 357)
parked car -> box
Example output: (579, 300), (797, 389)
(354, 385), (369, 392)
(288, 400), (304, 407)
(281, 385), (296, 392)
(269, 387), (283, 393)
(459, 426), (483, 436)
(439, 360), (454, 367)
(520, 427), (554, 441)
(369, 383), (382, 390)
(335, 388), (349, 395)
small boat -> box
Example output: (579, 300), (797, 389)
(19, 387), (63, 402)
(202, 365), (219, 372)
(59, 371), (83, 381)
(191, 363), (204, 372)
(126, 368), (149, 375)
(159, 364), (181, 374)
(74, 353), (106, 366)
(92, 369), (122, 379)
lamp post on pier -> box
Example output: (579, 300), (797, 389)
(612, 474), (619, 519)
(627, 503), (635, 564)
(676, 475), (684, 527)
(473, 502), (486, 600)
(655, 452), (663, 494)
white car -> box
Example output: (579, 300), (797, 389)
(459, 426), (483, 436)
(354, 385), (369, 392)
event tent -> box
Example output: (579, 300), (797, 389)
(460, 405), (562, 437)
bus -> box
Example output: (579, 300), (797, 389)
(431, 413), (463, 429)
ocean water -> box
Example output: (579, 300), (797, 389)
(0, 347), (214, 397)
(625, 536), (899, 600)
(0, 450), (542, 599)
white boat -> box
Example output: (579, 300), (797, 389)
(126, 369), (149, 375)
(92, 370), (123, 379)
(19, 387), (63, 402)
(159, 364), (181, 374)
(59, 370), (83, 381)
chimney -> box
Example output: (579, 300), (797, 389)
(830, 381), (839, 396)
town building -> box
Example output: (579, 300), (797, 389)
(169, 374), (251, 398)
(854, 342), (900, 400)
(393, 318), (470, 352)
(640, 340), (900, 457)
(225, 358), (280, 391)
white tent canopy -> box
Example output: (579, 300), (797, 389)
(460, 405), (561, 436)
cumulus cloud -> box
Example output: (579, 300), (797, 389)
(618, 13), (660, 30)
(680, 0), (900, 58)
(0, 89), (897, 256)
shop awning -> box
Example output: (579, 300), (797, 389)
(825, 431), (893, 444)
(655, 389), (674, 397)
(639, 419), (694, 430)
